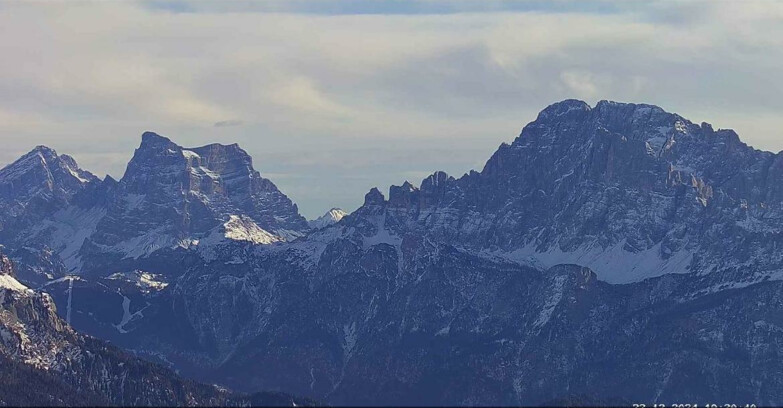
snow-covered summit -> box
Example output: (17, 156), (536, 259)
(308, 208), (348, 229)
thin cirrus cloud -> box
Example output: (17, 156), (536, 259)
(0, 0), (782, 217)
(214, 119), (245, 128)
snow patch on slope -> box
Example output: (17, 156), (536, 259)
(107, 270), (168, 293)
(0, 274), (30, 292)
(23, 206), (107, 273)
(197, 215), (286, 261)
(499, 240), (693, 284)
(112, 227), (181, 259)
(223, 215), (281, 244)
(363, 215), (402, 249)
(113, 289), (149, 334)
(534, 275), (565, 328)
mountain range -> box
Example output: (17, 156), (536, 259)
(2, 99), (783, 405)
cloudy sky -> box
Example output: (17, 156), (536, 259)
(1, 0), (782, 218)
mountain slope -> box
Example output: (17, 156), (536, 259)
(0, 145), (98, 227)
(0, 353), (108, 406)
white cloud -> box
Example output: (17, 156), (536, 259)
(270, 76), (353, 117)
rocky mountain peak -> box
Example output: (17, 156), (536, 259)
(534, 99), (591, 122)
(82, 132), (309, 266)
(421, 171), (451, 188)
(363, 187), (385, 207)
(517, 100), (683, 148)
(509, 100), (761, 177)
(418, 171), (453, 207)
(389, 181), (419, 208)
(0, 146), (98, 238)
(140, 130), (173, 146)
(122, 132), (260, 193)
(30, 144), (57, 156)
(0, 145), (97, 193)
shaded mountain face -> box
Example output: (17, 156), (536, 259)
(82, 132), (309, 272)
(0, 132), (309, 282)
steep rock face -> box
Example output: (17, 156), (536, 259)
(81, 132), (308, 271)
(0, 251), (13, 276)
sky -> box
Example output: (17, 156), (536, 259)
(1, 1), (782, 218)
